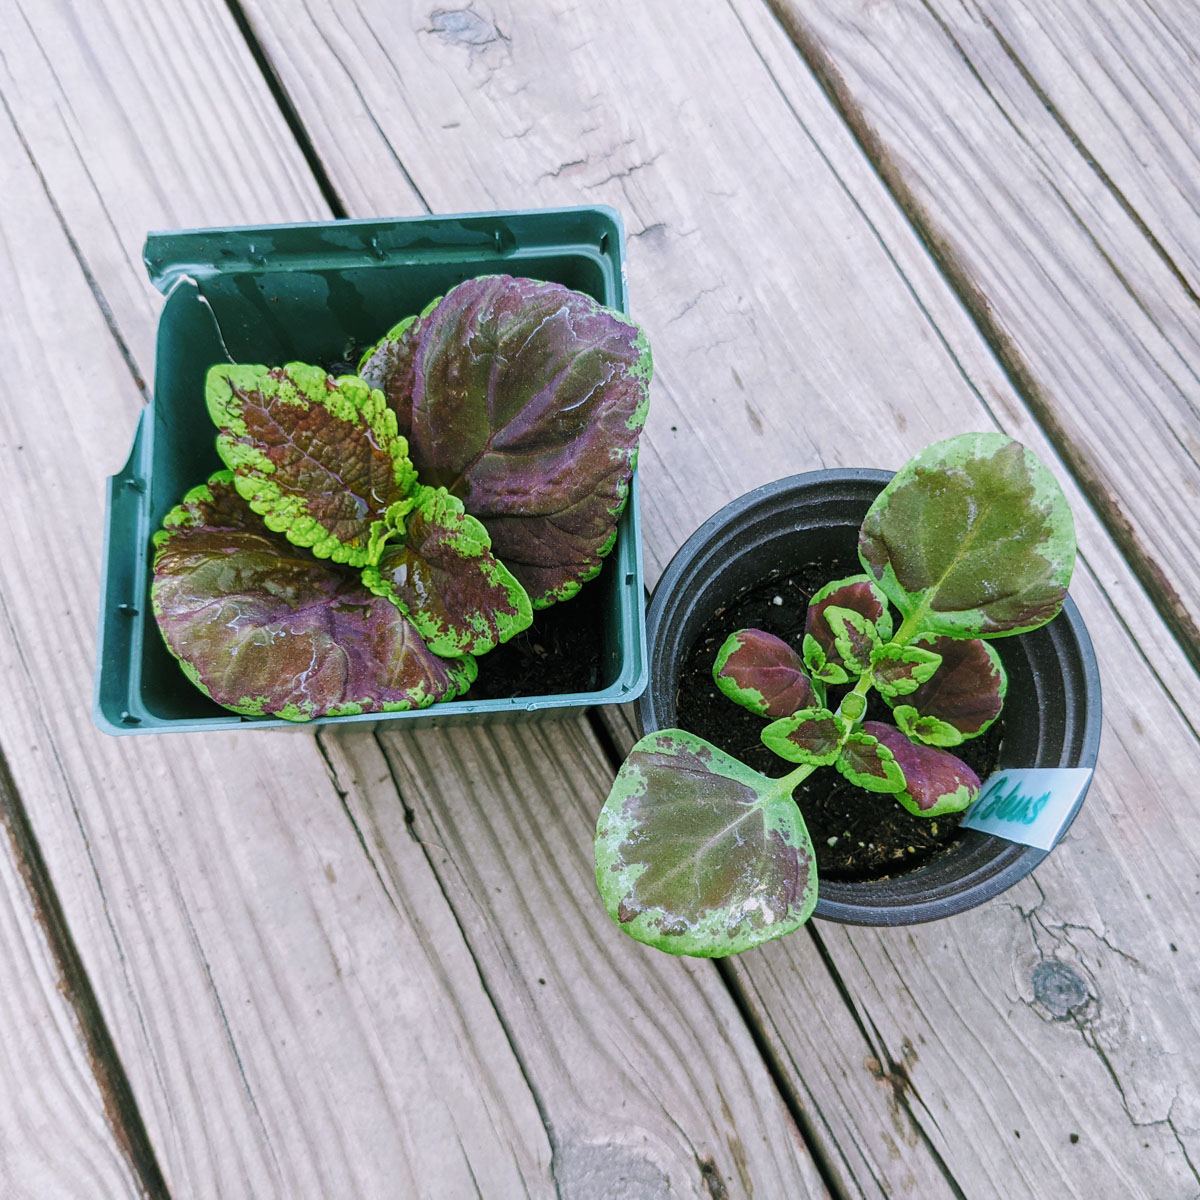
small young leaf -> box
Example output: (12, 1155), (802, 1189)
(152, 473), (475, 720)
(859, 433), (1076, 638)
(870, 643), (943, 698)
(713, 628), (817, 718)
(886, 636), (1007, 745)
(803, 634), (849, 686)
(823, 605), (880, 675)
(862, 722), (981, 817)
(891, 705), (963, 748)
(839, 691), (867, 724)
(761, 708), (848, 766)
(836, 731), (907, 794)
(362, 485), (533, 657)
(594, 730), (817, 957)
(360, 275), (652, 608)
(805, 575), (893, 678)
(207, 363), (417, 567)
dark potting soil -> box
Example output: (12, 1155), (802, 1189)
(467, 569), (608, 699)
(675, 561), (1004, 882)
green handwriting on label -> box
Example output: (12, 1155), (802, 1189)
(960, 767), (1093, 851)
(971, 776), (1050, 825)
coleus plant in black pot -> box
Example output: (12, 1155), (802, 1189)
(151, 275), (652, 721)
(594, 434), (1076, 956)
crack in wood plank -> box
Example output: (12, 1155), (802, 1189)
(0, 747), (169, 1200)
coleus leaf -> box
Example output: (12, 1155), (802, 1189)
(594, 730), (817, 957)
(802, 634), (849, 687)
(824, 605), (880, 676)
(713, 628), (818, 718)
(870, 643), (943, 699)
(863, 722), (981, 817)
(858, 433), (1076, 638)
(207, 363), (417, 567)
(887, 635), (1007, 747)
(359, 275), (652, 608)
(804, 575), (892, 680)
(151, 472), (475, 721)
(835, 731), (906, 794)
(761, 708), (848, 766)
(362, 485), (533, 657)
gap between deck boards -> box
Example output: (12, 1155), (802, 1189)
(0, 743), (169, 1200)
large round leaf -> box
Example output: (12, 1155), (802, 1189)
(595, 730), (817, 957)
(359, 275), (652, 607)
(152, 473), (475, 720)
(858, 433), (1075, 638)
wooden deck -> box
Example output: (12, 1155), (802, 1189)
(2, 1), (1198, 1195)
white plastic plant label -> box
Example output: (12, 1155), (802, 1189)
(959, 767), (1094, 851)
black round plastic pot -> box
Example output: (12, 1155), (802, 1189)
(637, 469), (1102, 926)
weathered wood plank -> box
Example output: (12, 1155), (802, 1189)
(0, 3), (834, 1197)
(766, 0), (1200, 671)
(0, 753), (154, 1200)
(971, 1), (1200, 298)
(341, 722), (830, 1199)
(0, 4), (563, 1195)
(232, 0), (1200, 1194)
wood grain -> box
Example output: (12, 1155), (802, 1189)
(0, 751), (153, 1200)
(0, 1), (831, 1196)
(343, 722), (830, 1199)
(767, 0), (1200, 671)
(231, 0), (1200, 1193)
(0, 3), (559, 1195)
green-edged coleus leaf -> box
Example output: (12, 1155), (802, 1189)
(870, 642), (943, 699)
(824, 605), (881, 675)
(863, 722), (981, 817)
(594, 730), (817, 957)
(713, 628), (818, 718)
(151, 472), (475, 721)
(761, 708), (848, 766)
(835, 730), (906, 794)
(207, 362), (417, 567)
(362, 484), (532, 657)
(802, 634), (849, 686)
(804, 575), (893, 681)
(887, 635), (1007, 747)
(359, 275), (652, 608)
(858, 433), (1076, 638)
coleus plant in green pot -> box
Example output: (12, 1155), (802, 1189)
(152, 275), (651, 721)
(594, 434), (1076, 956)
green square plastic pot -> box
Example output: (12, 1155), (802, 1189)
(95, 208), (647, 734)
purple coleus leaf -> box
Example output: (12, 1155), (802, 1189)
(761, 708), (848, 766)
(803, 575), (893, 683)
(359, 275), (652, 608)
(594, 730), (817, 957)
(888, 635), (1007, 747)
(863, 722), (980, 817)
(151, 472), (475, 721)
(835, 730), (906, 794)
(859, 433), (1076, 638)
(713, 628), (818, 718)
(207, 363), (417, 567)
(362, 485), (533, 657)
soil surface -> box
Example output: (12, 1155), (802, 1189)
(469, 573), (608, 699)
(675, 561), (1004, 882)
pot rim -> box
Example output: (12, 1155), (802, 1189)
(638, 467), (1102, 926)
